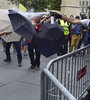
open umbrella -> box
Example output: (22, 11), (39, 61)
(8, 10), (36, 42)
(0, 9), (21, 42)
(35, 22), (64, 57)
(8, 9), (64, 57)
(0, 9), (10, 31)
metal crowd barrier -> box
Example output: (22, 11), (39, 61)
(41, 45), (90, 100)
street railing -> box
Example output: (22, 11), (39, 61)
(41, 45), (90, 100)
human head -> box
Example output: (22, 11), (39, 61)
(80, 12), (87, 19)
(75, 16), (80, 19)
(70, 15), (73, 18)
(81, 15), (87, 19)
(64, 14), (67, 17)
(34, 15), (42, 23)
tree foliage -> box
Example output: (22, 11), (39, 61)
(49, 0), (61, 10)
(8, 0), (61, 11)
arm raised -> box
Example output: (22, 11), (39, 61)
(0, 31), (12, 36)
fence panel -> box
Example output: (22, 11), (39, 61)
(41, 45), (90, 100)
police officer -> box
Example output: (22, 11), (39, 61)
(60, 15), (70, 55)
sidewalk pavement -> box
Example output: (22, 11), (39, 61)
(0, 41), (57, 100)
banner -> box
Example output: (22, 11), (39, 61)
(19, 3), (27, 12)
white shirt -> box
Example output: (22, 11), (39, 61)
(81, 19), (90, 27)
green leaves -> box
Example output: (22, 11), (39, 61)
(8, 0), (61, 11)
(49, 0), (61, 10)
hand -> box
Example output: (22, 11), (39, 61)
(50, 12), (62, 19)
(5, 31), (12, 35)
(0, 31), (12, 36)
(54, 12), (62, 19)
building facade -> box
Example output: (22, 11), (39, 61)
(61, 0), (90, 17)
(0, 0), (16, 9)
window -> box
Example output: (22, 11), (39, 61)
(86, 1), (88, 5)
(80, 1), (81, 6)
(80, 1), (89, 6)
(82, 1), (84, 5)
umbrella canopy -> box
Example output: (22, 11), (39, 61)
(8, 10), (36, 42)
(35, 23), (64, 57)
(0, 9), (21, 42)
(38, 22), (64, 40)
(8, 9), (64, 57)
(0, 9), (10, 31)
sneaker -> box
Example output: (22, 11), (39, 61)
(23, 53), (28, 56)
(36, 66), (40, 70)
(18, 63), (22, 67)
(29, 65), (35, 70)
(3, 59), (11, 62)
(36, 67), (40, 70)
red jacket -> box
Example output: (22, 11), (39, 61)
(34, 23), (42, 33)
(27, 23), (42, 44)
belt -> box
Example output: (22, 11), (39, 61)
(72, 34), (80, 35)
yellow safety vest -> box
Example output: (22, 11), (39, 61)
(60, 20), (70, 35)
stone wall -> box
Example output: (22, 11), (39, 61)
(61, 7), (81, 17)
(61, 0), (90, 17)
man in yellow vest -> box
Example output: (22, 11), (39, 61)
(60, 15), (70, 55)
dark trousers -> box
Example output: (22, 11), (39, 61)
(88, 87), (90, 93)
(27, 43), (40, 67)
(5, 42), (22, 64)
(61, 35), (69, 55)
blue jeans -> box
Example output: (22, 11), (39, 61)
(5, 41), (22, 64)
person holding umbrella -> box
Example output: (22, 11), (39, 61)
(27, 15), (47, 70)
(9, 9), (64, 57)
(2, 30), (22, 67)
(0, 31), (12, 52)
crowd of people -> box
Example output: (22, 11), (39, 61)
(0, 7), (90, 99)
(0, 12), (90, 68)
(54, 9), (90, 100)
(0, 15), (49, 69)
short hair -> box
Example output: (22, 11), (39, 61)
(75, 16), (80, 19)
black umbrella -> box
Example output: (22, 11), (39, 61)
(8, 10), (36, 42)
(35, 22), (64, 57)
(8, 10), (64, 57)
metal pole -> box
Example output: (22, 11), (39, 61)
(42, 69), (77, 100)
